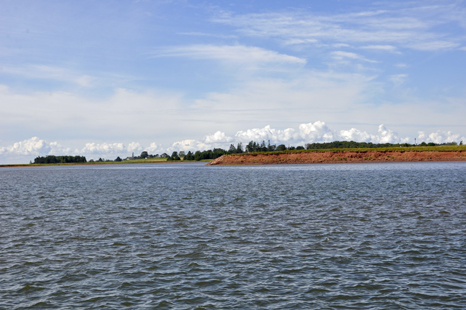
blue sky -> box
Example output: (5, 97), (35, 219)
(1, 0), (466, 163)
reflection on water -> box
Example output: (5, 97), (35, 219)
(1, 162), (466, 309)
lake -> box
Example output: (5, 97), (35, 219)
(1, 162), (466, 309)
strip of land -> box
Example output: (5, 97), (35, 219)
(207, 147), (466, 165)
(0, 158), (212, 168)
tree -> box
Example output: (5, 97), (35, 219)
(229, 144), (237, 153)
(140, 151), (148, 158)
(115, 156), (122, 162)
(236, 142), (243, 153)
(170, 151), (180, 161)
(260, 140), (267, 151)
(276, 144), (287, 151)
(246, 141), (254, 152)
(184, 151), (194, 160)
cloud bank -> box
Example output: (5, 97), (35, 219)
(0, 137), (56, 156)
(172, 122), (415, 149)
(168, 122), (464, 154)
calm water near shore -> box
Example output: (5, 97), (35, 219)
(1, 162), (466, 309)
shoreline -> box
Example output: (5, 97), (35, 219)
(3, 147), (466, 168)
(207, 150), (466, 166)
(0, 160), (211, 168)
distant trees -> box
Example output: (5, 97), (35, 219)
(227, 143), (244, 154)
(33, 155), (87, 164)
(306, 141), (401, 149)
(184, 151), (194, 160)
(140, 151), (148, 158)
(181, 149), (228, 161)
(167, 151), (181, 161)
(115, 156), (122, 162)
(245, 141), (269, 152)
(194, 149), (227, 161)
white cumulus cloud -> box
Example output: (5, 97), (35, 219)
(339, 128), (372, 142)
(174, 122), (425, 151)
(298, 121), (335, 142)
(203, 131), (234, 144)
(0, 137), (72, 163)
(417, 131), (466, 144)
(79, 142), (146, 156)
(235, 125), (297, 143)
(146, 142), (162, 154)
(373, 124), (410, 144)
(80, 142), (127, 154)
(170, 121), (412, 152)
(0, 137), (52, 156)
(234, 122), (337, 145)
(170, 139), (207, 152)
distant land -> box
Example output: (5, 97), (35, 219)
(1, 141), (465, 167)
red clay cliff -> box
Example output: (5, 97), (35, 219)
(207, 150), (466, 165)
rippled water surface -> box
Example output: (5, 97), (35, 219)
(1, 162), (466, 309)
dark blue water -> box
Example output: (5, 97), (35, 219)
(1, 162), (466, 309)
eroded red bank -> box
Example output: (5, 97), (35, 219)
(207, 150), (466, 165)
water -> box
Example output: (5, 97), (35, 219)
(1, 162), (466, 309)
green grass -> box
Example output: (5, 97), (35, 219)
(228, 145), (466, 157)
(0, 164), (33, 168)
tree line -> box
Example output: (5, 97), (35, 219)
(33, 155), (87, 164)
